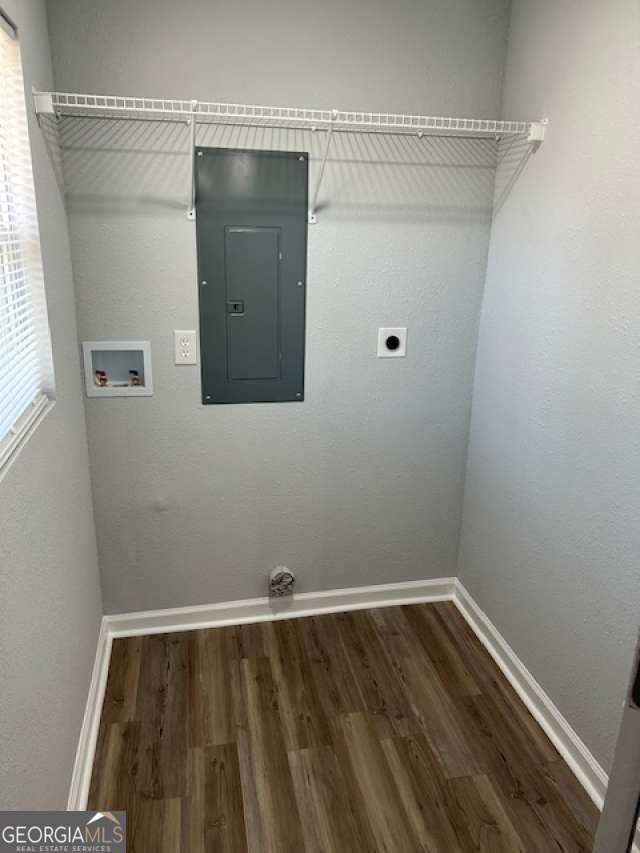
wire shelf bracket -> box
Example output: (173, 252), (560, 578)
(187, 100), (198, 221)
(32, 90), (548, 222)
(308, 110), (337, 224)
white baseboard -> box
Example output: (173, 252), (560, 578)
(105, 577), (457, 638)
(70, 575), (624, 845)
(453, 579), (640, 853)
(452, 580), (608, 807)
(67, 617), (112, 810)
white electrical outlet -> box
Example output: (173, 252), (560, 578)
(174, 330), (198, 365)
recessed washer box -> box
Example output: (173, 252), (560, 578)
(377, 327), (407, 358)
(82, 341), (153, 397)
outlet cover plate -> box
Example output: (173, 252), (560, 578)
(174, 330), (198, 365)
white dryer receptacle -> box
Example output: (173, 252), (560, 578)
(377, 327), (407, 358)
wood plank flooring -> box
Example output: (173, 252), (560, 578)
(89, 602), (598, 851)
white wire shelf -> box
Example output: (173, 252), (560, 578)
(33, 90), (545, 139)
(32, 90), (547, 220)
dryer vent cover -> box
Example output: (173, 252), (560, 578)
(269, 566), (296, 597)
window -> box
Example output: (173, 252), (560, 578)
(0, 12), (54, 476)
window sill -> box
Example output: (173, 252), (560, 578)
(0, 394), (55, 484)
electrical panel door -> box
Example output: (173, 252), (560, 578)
(196, 148), (308, 404)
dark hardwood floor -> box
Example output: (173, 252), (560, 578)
(89, 602), (598, 851)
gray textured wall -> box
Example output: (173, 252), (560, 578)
(0, 0), (102, 808)
(47, 0), (511, 613)
(458, 0), (640, 772)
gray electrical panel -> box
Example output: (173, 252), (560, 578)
(195, 148), (308, 404)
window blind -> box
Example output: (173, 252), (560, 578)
(0, 17), (54, 472)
